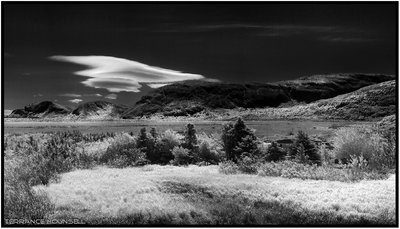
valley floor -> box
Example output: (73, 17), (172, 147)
(37, 165), (396, 225)
(4, 119), (373, 141)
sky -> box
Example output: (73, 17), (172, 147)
(3, 3), (398, 110)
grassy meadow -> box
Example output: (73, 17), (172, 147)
(39, 165), (395, 225)
(3, 118), (396, 225)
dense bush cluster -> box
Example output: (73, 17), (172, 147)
(332, 126), (396, 172)
(218, 118), (395, 182)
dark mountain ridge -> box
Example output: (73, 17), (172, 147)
(240, 80), (396, 121)
(7, 73), (395, 120)
(121, 73), (395, 118)
(8, 101), (71, 118)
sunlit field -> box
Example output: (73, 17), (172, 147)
(4, 118), (396, 225)
(39, 165), (395, 225)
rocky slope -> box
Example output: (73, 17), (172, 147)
(122, 73), (394, 118)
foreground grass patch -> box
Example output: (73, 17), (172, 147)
(39, 165), (395, 225)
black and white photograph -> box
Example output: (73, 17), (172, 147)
(2, 2), (398, 226)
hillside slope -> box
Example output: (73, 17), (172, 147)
(239, 80), (396, 121)
(8, 101), (71, 118)
(72, 101), (128, 119)
(122, 73), (394, 118)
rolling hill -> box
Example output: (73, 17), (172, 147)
(72, 101), (128, 119)
(6, 73), (395, 121)
(7, 100), (127, 120)
(8, 101), (71, 118)
(238, 80), (396, 121)
(121, 73), (394, 118)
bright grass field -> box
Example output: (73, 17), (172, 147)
(36, 165), (396, 225)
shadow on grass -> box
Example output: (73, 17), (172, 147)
(53, 180), (395, 226)
(158, 180), (394, 226)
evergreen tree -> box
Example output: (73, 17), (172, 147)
(222, 117), (258, 162)
(222, 123), (235, 161)
(266, 142), (286, 162)
(183, 123), (198, 162)
(289, 131), (320, 164)
(137, 128), (148, 151)
(150, 128), (158, 138)
(183, 123), (197, 150)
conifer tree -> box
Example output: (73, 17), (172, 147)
(222, 117), (258, 162)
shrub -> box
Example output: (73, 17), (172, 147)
(265, 142), (286, 162)
(163, 129), (182, 146)
(237, 155), (259, 174)
(372, 130), (396, 171)
(218, 161), (240, 175)
(4, 181), (54, 220)
(13, 133), (89, 186)
(257, 160), (387, 182)
(148, 130), (182, 164)
(4, 155), (55, 220)
(105, 148), (148, 168)
(319, 144), (334, 166)
(289, 131), (320, 165)
(171, 146), (191, 165)
(100, 133), (148, 168)
(76, 140), (111, 164)
(332, 126), (395, 171)
(222, 118), (258, 162)
(198, 141), (220, 164)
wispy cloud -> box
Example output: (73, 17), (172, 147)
(60, 93), (82, 98)
(319, 36), (374, 43)
(157, 23), (373, 43)
(69, 99), (83, 104)
(147, 83), (170, 89)
(50, 55), (209, 93)
(105, 94), (117, 100)
(82, 93), (102, 97)
(255, 25), (372, 43)
(33, 93), (43, 98)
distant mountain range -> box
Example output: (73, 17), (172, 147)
(121, 73), (394, 118)
(8, 101), (72, 118)
(8, 101), (128, 119)
(6, 73), (396, 121)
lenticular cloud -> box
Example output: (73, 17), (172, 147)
(50, 55), (204, 93)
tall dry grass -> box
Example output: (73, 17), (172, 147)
(41, 165), (395, 225)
